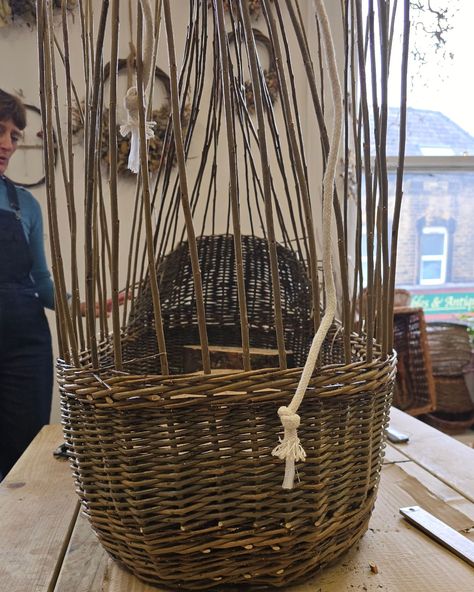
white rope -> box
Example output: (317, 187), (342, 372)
(120, 0), (155, 174)
(272, 0), (343, 489)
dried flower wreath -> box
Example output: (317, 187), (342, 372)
(228, 29), (279, 112)
(0, 0), (77, 27)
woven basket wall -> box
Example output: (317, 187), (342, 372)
(433, 375), (473, 415)
(392, 308), (436, 415)
(426, 322), (472, 376)
(59, 334), (395, 590)
(127, 235), (315, 372)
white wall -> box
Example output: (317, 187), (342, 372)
(0, 1), (349, 424)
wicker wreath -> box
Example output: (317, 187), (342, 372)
(228, 29), (279, 113)
(0, 0), (77, 27)
(207, 0), (263, 19)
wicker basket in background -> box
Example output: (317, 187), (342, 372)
(426, 322), (472, 376)
(392, 308), (436, 415)
(423, 322), (474, 432)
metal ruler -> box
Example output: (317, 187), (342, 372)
(400, 506), (474, 568)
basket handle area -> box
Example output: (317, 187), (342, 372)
(271, 0), (342, 489)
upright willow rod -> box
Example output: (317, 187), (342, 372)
(135, 3), (169, 375)
(241, 0), (287, 370)
(59, 4), (85, 351)
(284, 0), (352, 363)
(84, 0), (109, 367)
(214, 0), (251, 371)
(107, 0), (122, 369)
(163, 0), (211, 374)
(355, 0), (375, 360)
(263, 0), (321, 335)
(37, 0), (79, 365)
(387, 0), (410, 352)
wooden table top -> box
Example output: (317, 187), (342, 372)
(1, 407), (473, 591)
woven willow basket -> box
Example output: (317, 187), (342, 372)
(59, 335), (395, 590)
(128, 234), (314, 373)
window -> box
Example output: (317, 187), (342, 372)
(419, 227), (448, 285)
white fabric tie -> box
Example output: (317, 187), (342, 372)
(120, 87), (156, 174)
(120, 0), (155, 174)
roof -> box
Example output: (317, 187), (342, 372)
(385, 107), (474, 156)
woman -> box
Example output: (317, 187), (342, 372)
(0, 89), (55, 479)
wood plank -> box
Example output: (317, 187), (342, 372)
(389, 406), (474, 501)
(183, 344), (293, 372)
(0, 425), (79, 592)
(54, 512), (109, 592)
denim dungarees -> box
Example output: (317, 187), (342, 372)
(0, 177), (53, 479)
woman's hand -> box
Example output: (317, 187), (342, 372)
(79, 289), (132, 317)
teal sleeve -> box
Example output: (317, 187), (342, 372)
(28, 197), (56, 310)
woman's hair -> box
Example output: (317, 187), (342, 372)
(0, 89), (27, 130)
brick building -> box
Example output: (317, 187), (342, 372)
(387, 108), (474, 318)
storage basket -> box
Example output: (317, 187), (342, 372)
(426, 322), (472, 376)
(59, 334), (395, 590)
(433, 375), (474, 415)
(392, 308), (436, 415)
(422, 411), (474, 435)
(127, 234), (314, 373)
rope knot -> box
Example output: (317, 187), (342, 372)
(272, 406), (306, 490)
(278, 405), (301, 431)
(119, 87), (156, 174)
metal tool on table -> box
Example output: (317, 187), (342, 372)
(400, 506), (474, 568)
(386, 427), (410, 443)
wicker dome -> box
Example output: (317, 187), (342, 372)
(127, 234), (314, 372)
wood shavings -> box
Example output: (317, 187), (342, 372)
(369, 561), (379, 574)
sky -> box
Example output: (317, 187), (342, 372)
(389, 0), (474, 137)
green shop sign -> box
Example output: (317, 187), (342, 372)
(411, 292), (474, 315)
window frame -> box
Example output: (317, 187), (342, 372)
(419, 226), (448, 285)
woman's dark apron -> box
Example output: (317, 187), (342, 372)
(0, 177), (53, 479)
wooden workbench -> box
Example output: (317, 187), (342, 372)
(1, 407), (473, 591)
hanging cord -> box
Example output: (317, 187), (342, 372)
(272, 0), (343, 489)
(120, 0), (155, 173)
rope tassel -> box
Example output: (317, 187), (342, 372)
(272, 406), (306, 489)
(120, 87), (156, 174)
